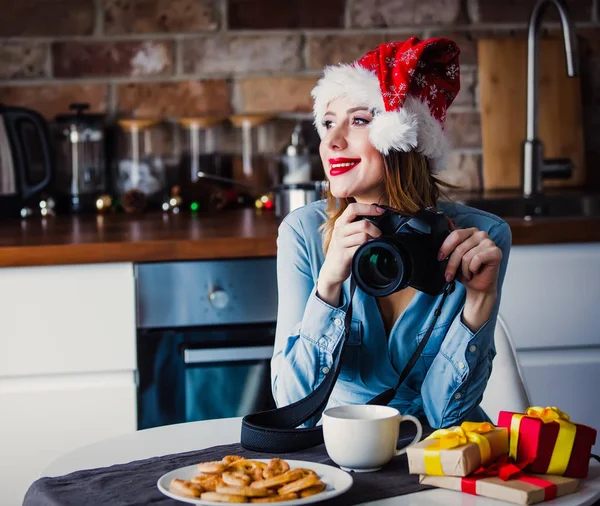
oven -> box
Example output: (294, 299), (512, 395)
(135, 258), (278, 430)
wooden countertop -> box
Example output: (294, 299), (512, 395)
(0, 208), (599, 268)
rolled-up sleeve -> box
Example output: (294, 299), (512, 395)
(271, 220), (349, 410)
(421, 221), (512, 428)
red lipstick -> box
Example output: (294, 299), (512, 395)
(329, 157), (361, 176)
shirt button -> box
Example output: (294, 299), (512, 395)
(469, 345), (477, 352)
(458, 361), (465, 370)
(454, 392), (462, 400)
(318, 338), (327, 348)
(322, 366), (330, 375)
(333, 318), (342, 327)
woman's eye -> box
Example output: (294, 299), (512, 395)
(353, 117), (370, 126)
(322, 120), (333, 129)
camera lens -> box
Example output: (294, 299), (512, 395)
(358, 247), (399, 289)
(352, 240), (408, 296)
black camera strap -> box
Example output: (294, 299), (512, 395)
(240, 279), (456, 452)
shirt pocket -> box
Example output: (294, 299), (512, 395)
(338, 319), (363, 382)
(417, 320), (451, 371)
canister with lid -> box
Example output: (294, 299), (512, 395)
(229, 115), (277, 201)
(177, 116), (230, 211)
(115, 118), (166, 212)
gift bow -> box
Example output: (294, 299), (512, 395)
(461, 455), (558, 501)
(509, 406), (576, 476)
(526, 406), (570, 423)
(471, 453), (528, 481)
(423, 422), (495, 476)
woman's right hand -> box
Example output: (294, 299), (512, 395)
(317, 203), (384, 306)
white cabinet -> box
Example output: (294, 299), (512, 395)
(500, 243), (600, 349)
(0, 372), (136, 506)
(500, 243), (600, 453)
(518, 348), (600, 438)
(0, 263), (136, 376)
(0, 263), (137, 506)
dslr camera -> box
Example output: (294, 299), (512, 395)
(351, 206), (452, 297)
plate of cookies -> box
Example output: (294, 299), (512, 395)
(157, 454), (353, 504)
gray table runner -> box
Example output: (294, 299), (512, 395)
(23, 440), (434, 506)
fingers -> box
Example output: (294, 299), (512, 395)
(442, 229), (480, 280)
(441, 229), (500, 282)
(346, 245), (362, 260)
(456, 242), (486, 281)
(437, 228), (478, 261)
(341, 232), (373, 248)
(335, 202), (385, 227)
(321, 204), (384, 288)
(458, 237), (501, 279)
(336, 220), (382, 239)
(466, 246), (502, 276)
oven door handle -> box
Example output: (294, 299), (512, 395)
(183, 346), (274, 365)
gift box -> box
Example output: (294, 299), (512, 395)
(420, 469), (579, 505)
(498, 407), (597, 478)
(407, 422), (508, 477)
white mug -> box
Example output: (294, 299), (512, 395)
(322, 404), (423, 472)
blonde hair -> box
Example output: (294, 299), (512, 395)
(320, 150), (455, 253)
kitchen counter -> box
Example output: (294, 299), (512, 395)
(0, 207), (599, 268)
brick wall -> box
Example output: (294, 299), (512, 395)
(0, 0), (599, 189)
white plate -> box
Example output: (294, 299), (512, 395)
(157, 458), (353, 505)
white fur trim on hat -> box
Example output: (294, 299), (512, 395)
(402, 95), (450, 173)
(312, 65), (451, 172)
(312, 64), (383, 138)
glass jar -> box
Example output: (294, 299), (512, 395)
(229, 115), (277, 200)
(177, 116), (230, 211)
(53, 103), (107, 213)
(115, 119), (166, 212)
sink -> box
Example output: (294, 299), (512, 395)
(455, 192), (600, 219)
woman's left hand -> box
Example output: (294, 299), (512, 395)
(437, 227), (503, 295)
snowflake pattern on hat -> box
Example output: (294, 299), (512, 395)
(356, 37), (460, 124)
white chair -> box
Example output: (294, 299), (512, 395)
(480, 314), (531, 424)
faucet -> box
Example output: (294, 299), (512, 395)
(523, 0), (579, 198)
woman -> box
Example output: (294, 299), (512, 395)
(271, 37), (511, 429)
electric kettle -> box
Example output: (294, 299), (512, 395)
(0, 104), (54, 218)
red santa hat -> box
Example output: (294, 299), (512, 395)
(311, 36), (460, 173)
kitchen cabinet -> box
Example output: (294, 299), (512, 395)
(0, 263), (137, 506)
(499, 243), (600, 452)
(518, 348), (600, 437)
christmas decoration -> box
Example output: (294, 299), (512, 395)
(407, 422), (508, 477)
(311, 36), (460, 172)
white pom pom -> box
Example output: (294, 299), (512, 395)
(368, 109), (419, 155)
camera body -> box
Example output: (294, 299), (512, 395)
(351, 206), (451, 297)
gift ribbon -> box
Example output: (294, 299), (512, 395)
(509, 406), (577, 475)
(461, 454), (525, 494)
(518, 476), (558, 501)
(461, 455), (557, 501)
(423, 422), (494, 476)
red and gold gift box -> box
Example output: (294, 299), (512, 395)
(498, 407), (597, 478)
(420, 469), (579, 505)
(407, 422), (508, 477)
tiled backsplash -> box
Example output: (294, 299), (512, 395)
(1, 0), (599, 189)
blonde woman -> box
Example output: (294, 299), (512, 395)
(271, 37), (510, 429)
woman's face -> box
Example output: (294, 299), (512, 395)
(319, 96), (386, 204)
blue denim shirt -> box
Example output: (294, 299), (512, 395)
(271, 199), (512, 429)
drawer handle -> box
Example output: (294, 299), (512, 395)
(183, 346), (274, 365)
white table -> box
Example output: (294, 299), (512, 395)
(43, 417), (600, 506)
